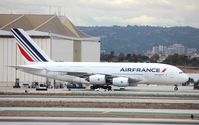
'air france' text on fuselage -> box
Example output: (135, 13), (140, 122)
(120, 68), (160, 72)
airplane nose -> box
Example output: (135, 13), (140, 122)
(182, 73), (189, 83)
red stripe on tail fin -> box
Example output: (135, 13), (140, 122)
(17, 45), (34, 62)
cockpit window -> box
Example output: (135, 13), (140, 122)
(179, 72), (183, 74)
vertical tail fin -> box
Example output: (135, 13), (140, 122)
(11, 28), (53, 63)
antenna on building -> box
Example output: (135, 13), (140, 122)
(10, 9), (13, 14)
(49, 6), (52, 14)
(57, 7), (61, 16)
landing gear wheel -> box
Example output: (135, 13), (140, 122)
(90, 86), (94, 90)
(90, 85), (98, 90)
(174, 84), (178, 91)
(107, 86), (112, 91)
(102, 86), (112, 91)
(90, 85), (112, 91)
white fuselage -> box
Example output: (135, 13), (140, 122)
(10, 28), (189, 87)
(19, 62), (189, 86)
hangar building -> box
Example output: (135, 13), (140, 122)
(0, 14), (100, 85)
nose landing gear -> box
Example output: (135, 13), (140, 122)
(174, 84), (178, 91)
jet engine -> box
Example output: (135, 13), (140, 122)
(112, 77), (129, 87)
(87, 74), (106, 84)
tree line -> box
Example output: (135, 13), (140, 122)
(101, 51), (199, 67)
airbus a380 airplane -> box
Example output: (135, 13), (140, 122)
(11, 28), (189, 90)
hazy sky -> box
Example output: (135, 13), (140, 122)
(0, 0), (199, 27)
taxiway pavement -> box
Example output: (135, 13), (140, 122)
(0, 117), (199, 125)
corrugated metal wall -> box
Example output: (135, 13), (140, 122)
(0, 37), (51, 85)
(73, 40), (81, 62)
(0, 38), (16, 83)
(81, 41), (100, 62)
(0, 37), (100, 85)
(52, 39), (73, 62)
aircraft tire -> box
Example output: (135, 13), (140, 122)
(108, 86), (112, 91)
(174, 84), (178, 91)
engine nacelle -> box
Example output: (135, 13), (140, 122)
(112, 77), (129, 87)
(88, 74), (106, 84)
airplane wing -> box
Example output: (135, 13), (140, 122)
(9, 65), (141, 84)
(9, 65), (43, 71)
(45, 67), (142, 84)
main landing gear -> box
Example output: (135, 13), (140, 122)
(90, 85), (112, 91)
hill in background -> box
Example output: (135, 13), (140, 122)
(79, 26), (199, 54)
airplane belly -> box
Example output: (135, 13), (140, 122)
(139, 74), (170, 85)
(23, 69), (89, 84)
